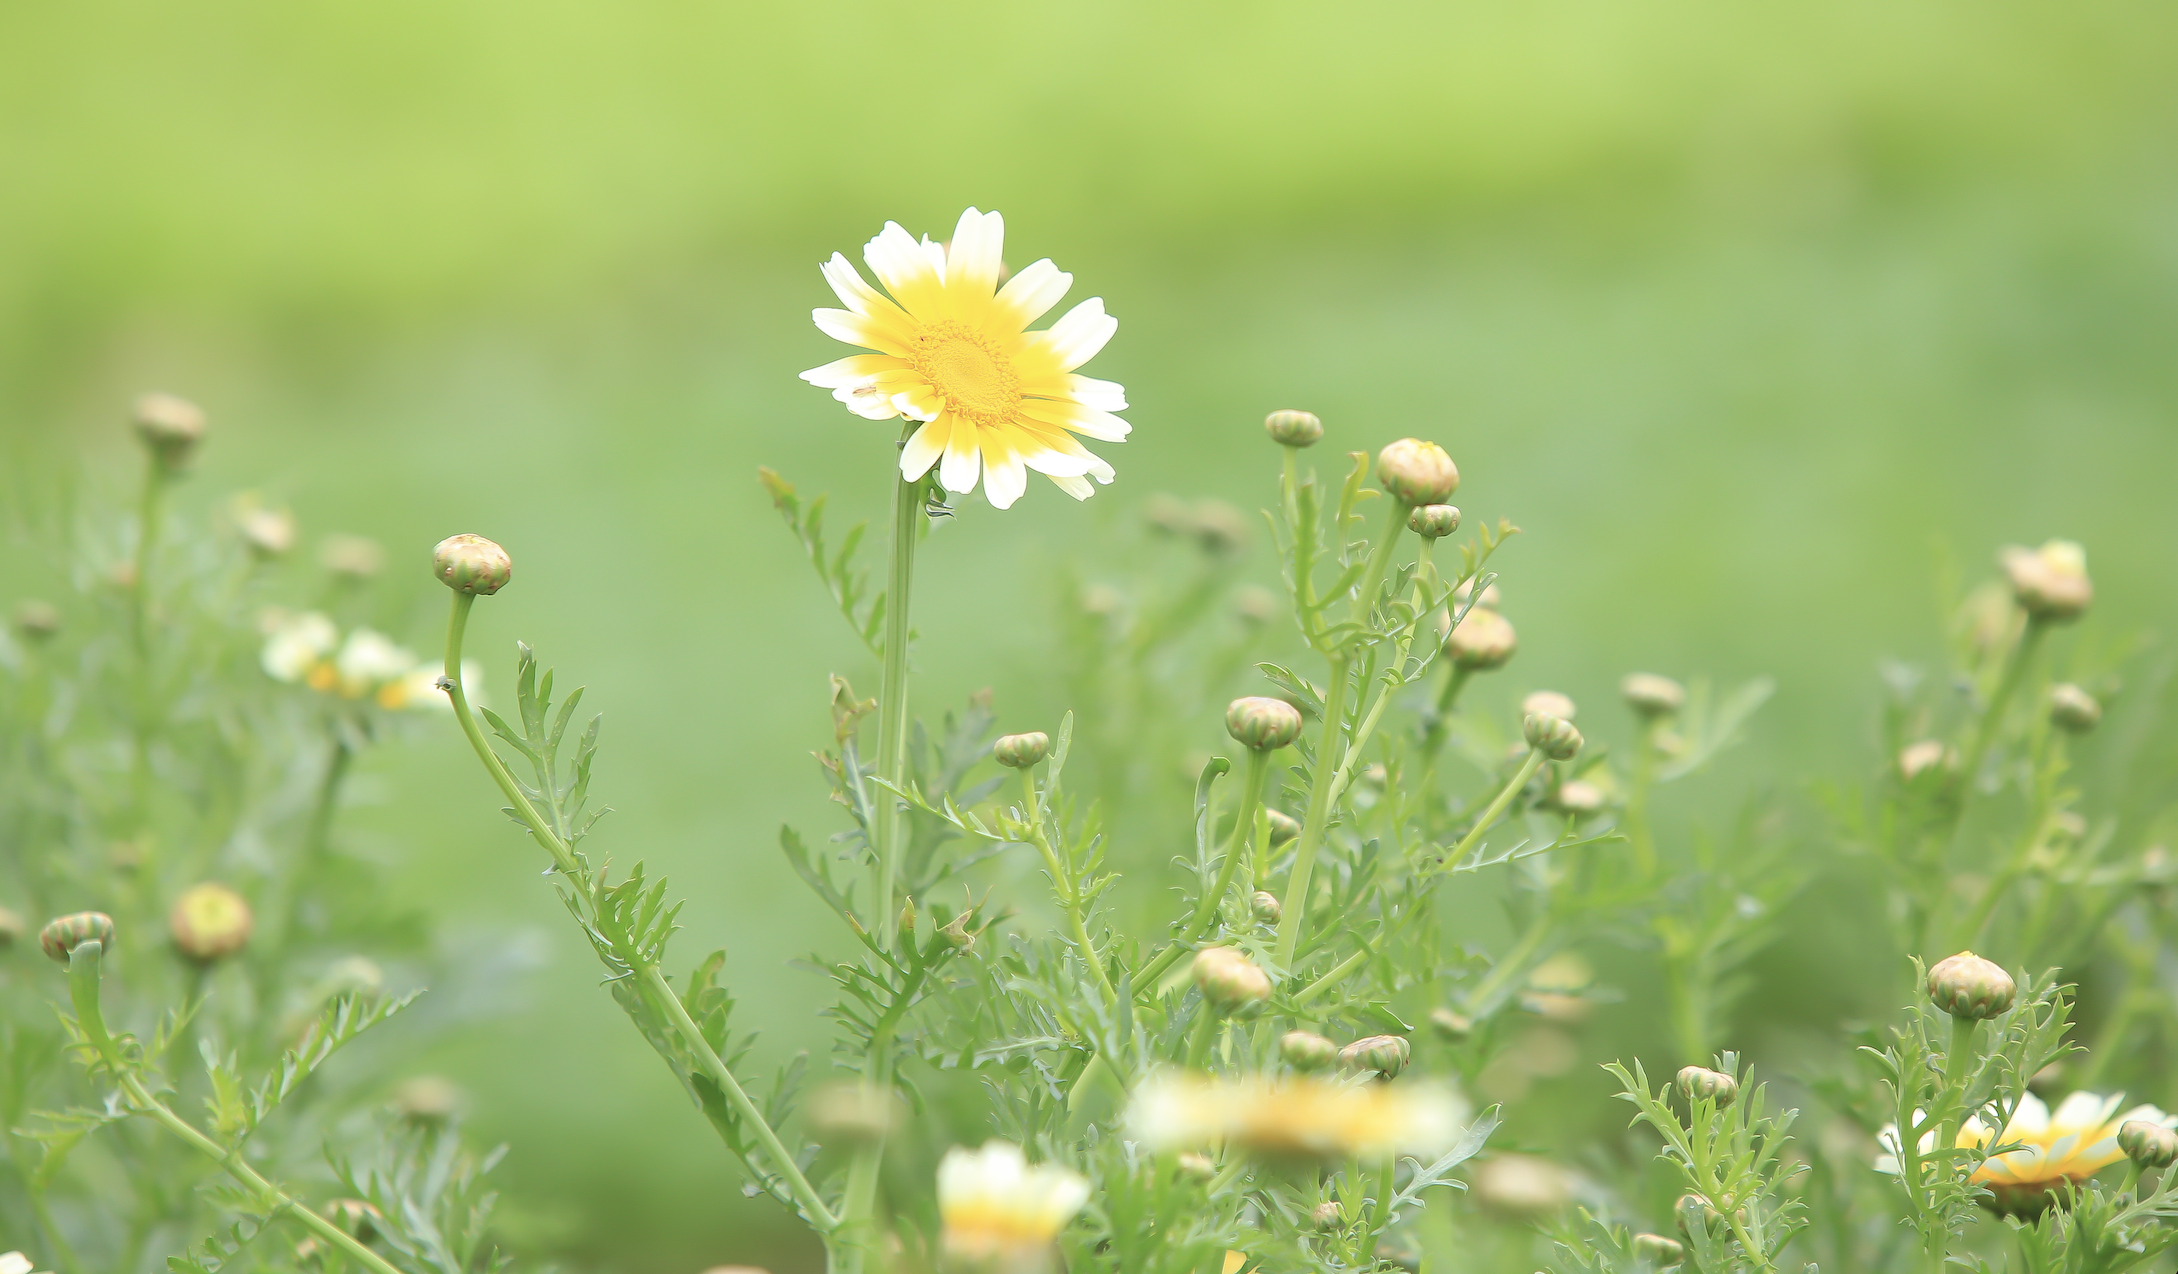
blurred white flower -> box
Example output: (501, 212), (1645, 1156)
(2, 1252), (50, 1274)
(937, 1140), (1088, 1272)
(261, 611), (339, 685)
(1126, 1072), (1468, 1162)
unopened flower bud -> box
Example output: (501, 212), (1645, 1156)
(1226, 696), (1303, 751)
(132, 392), (206, 471)
(2001, 540), (2093, 623)
(1676, 1066), (1739, 1108)
(1265, 808), (1302, 846)
(1475, 1155), (1572, 1219)
(1250, 890), (1282, 924)
(391, 1075), (462, 1124)
(2118, 1119), (2178, 1169)
(1524, 714), (1582, 761)
(1429, 1007), (1472, 1041)
(993, 731), (1050, 768)
(1280, 1030), (1339, 1070)
(239, 507), (296, 558)
(1621, 673), (1685, 718)
(169, 883), (253, 963)
(11, 600), (60, 644)
(2048, 684), (2102, 734)
(322, 534), (384, 580)
(1444, 607), (1517, 671)
(432, 534), (512, 596)
(1176, 1151), (1217, 1181)
(1375, 439), (1459, 506)
(1545, 780), (1606, 817)
(1521, 690), (1577, 722)
(1898, 739), (1955, 781)
(1264, 409), (1323, 448)
(1632, 1233), (1684, 1264)
(1339, 1034), (1411, 1079)
(1927, 951), (2016, 1020)
(1310, 1200), (1344, 1231)
(40, 911), (114, 963)
(1407, 504), (1461, 539)
(1193, 947), (1272, 1017)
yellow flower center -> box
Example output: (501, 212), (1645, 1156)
(914, 321), (1020, 425)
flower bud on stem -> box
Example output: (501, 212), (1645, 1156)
(1139, 748), (1271, 989)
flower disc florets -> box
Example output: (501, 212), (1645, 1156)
(993, 731), (1051, 769)
(1226, 696), (1303, 751)
(40, 911), (114, 964)
(1927, 951), (2017, 1020)
(432, 534), (513, 596)
(1264, 409), (1323, 448)
(169, 883), (253, 963)
(1375, 439), (1459, 506)
(1524, 713), (1583, 762)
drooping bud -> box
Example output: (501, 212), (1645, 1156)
(1339, 1034), (1411, 1079)
(1898, 739), (1955, 781)
(1521, 690), (1577, 722)
(1264, 409), (1324, 448)
(1675, 1066), (1739, 1109)
(432, 534), (513, 596)
(131, 392), (206, 471)
(2048, 684), (2102, 734)
(1250, 891), (1283, 925)
(1429, 1007), (1472, 1041)
(2001, 540), (2093, 623)
(1175, 1151), (1217, 1181)
(1226, 696), (1303, 751)
(1523, 713), (1583, 762)
(1631, 1233), (1685, 1264)
(40, 911), (114, 964)
(993, 731), (1051, 769)
(1407, 504), (1461, 540)
(1192, 947), (1272, 1018)
(2118, 1119), (2178, 1169)
(1927, 951), (2017, 1020)
(11, 600), (61, 644)
(1444, 607), (1517, 671)
(1621, 673), (1686, 719)
(1265, 808), (1302, 846)
(1375, 439), (1459, 506)
(1280, 1030), (1339, 1070)
(169, 883), (253, 963)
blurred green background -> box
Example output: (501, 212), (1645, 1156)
(4, 1), (2176, 1269)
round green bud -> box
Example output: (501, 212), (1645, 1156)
(1927, 951), (2017, 1020)
(1444, 607), (1517, 671)
(1339, 1033), (1411, 1079)
(1429, 1007), (1472, 1041)
(1264, 409), (1324, 448)
(40, 911), (114, 964)
(2048, 683), (2102, 734)
(1280, 1029), (1339, 1070)
(1632, 1233), (1684, 1264)
(169, 882), (253, 963)
(132, 392), (206, 470)
(1375, 438), (1459, 506)
(1523, 713), (1583, 762)
(1621, 673), (1686, 718)
(432, 534), (513, 596)
(1675, 1065), (1739, 1109)
(993, 731), (1051, 769)
(1250, 890), (1282, 925)
(1407, 504), (1461, 540)
(1311, 1200), (1344, 1231)
(2002, 540), (2093, 623)
(1175, 1151), (1217, 1181)
(1264, 808), (1302, 846)
(1226, 696), (1303, 751)
(2118, 1119), (2178, 1169)
(11, 600), (61, 644)
(1193, 947), (1272, 1018)
(1521, 690), (1577, 722)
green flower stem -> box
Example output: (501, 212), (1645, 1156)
(66, 944), (407, 1274)
(1438, 749), (1546, 877)
(1624, 725), (1660, 878)
(1421, 664), (1471, 759)
(1956, 618), (2046, 806)
(874, 468), (923, 948)
(1462, 906), (1549, 1017)
(1323, 541), (1437, 813)
(1139, 749), (1269, 990)
(1933, 1013), (1980, 1192)
(1368, 1157), (1398, 1246)
(1274, 658), (1351, 968)
(128, 456), (170, 826)
(1348, 500), (1409, 631)
(1021, 770), (1115, 1002)
(439, 592), (835, 1233)
(1183, 1007), (1220, 1070)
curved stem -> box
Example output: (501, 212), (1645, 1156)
(1140, 750), (1269, 989)
(1438, 749), (1546, 875)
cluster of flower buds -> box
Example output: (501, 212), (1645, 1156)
(992, 731), (1050, 769)
(1676, 1065), (1739, 1108)
(1339, 1034), (1411, 1079)
(1376, 439), (1459, 506)
(1621, 673), (1686, 719)
(2048, 683), (2102, 734)
(39, 911), (114, 963)
(1927, 951), (2017, 1020)
(132, 392), (206, 473)
(170, 883), (253, 963)
(1193, 947), (1272, 1018)
(1263, 409), (1323, 448)
(260, 611), (452, 712)
(1524, 711), (1583, 762)
(1226, 696), (1302, 752)
(2001, 540), (2092, 623)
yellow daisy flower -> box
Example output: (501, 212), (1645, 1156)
(1876, 1090), (2176, 1216)
(800, 208), (1129, 509)
(1125, 1072), (1469, 1163)
(937, 1140), (1089, 1273)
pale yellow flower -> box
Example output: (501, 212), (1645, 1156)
(1125, 1072), (1468, 1162)
(801, 208), (1129, 509)
(937, 1141), (1089, 1272)
(261, 611), (339, 684)
(1876, 1091), (2176, 1216)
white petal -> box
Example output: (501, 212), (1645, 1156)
(813, 308), (899, 352)
(864, 222), (943, 308)
(837, 384), (902, 420)
(1049, 474), (1095, 500)
(1017, 445), (1101, 478)
(981, 438), (1027, 509)
(2009, 1092), (2052, 1134)
(940, 421), (982, 494)
(901, 418), (949, 481)
(1065, 374), (1127, 411)
(945, 208), (1005, 295)
(992, 258), (1071, 327)
(1020, 397), (1131, 442)
(821, 253), (888, 316)
(1041, 297), (1117, 370)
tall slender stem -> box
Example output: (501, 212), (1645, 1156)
(1439, 749), (1546, 875)
(128, 459), (169, 828)
(1022, 771), (1115, 1001)
(1956, 619), (2045, 805)
(1140, 750), (1269, 989)
(1274, 659), (1350, 967)
(874, 469), (922, 947)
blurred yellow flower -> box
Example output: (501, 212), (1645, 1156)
(801, 208), (1128, 509)
(1125, 1072), (1468, 1162)
(260, 611), (465, 711)
(937, 1141), (1089, 1272)
(1877, 1091), (2176, 1216)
